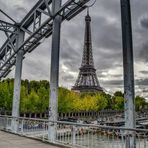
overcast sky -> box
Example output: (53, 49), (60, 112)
(0, 0), (148, 98)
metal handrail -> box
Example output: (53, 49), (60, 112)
(0, 115), (148, 132)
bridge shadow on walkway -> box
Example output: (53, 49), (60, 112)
(0, 131), (61, 148)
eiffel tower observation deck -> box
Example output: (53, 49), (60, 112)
(72, 10), (103, 92)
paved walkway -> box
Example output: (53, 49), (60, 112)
(0, 131), (61, 148)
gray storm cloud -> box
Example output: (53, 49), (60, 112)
(0, 0), (148, 97)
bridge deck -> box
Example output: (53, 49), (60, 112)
(0, 131), (61, 148)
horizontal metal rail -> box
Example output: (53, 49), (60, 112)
(0, 115), (148, 132)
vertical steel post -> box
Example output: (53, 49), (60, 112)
(72, 126), (76, 148)
(120, 0), (136, 147)
(48, 0), (62, 142)
(11, 29), (24, 133)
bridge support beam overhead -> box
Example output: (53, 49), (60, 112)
(121, 0), (135, 147)
(11, 29), (24, 133)
(48, 0), (62, 142)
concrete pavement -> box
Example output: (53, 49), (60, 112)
(0, 131), (61, 148)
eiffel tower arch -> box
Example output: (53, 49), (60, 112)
(72, 10), (103, 92)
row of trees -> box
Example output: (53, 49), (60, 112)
(0, 79), (147, 113)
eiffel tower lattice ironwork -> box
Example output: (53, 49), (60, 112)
(72, 10), (103, 92)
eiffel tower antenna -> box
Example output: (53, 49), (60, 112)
(72, 10), (103, 92)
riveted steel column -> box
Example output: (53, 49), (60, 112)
(11, 29), (24, 133)
(121, 0), (135, 147)
(48, 0), (62, 142)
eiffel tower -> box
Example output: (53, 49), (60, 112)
(72, 10), (103, 92)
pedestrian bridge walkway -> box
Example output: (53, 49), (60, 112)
(0, 131), (61, 148)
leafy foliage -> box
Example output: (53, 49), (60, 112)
(0, 79), (147, 113)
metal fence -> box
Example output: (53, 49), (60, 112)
(0, 115), (148, 148)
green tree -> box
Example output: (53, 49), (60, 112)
(113, 96), (124, 111)
(114, 91), (124, 97)
(1, 78), (147, 114)
(95, 93), (108, 111)
(0, 81), (12, 110)
(135, 96), (146, 111)
(37, 86), (49, 112)
(58, 87), (74, 113)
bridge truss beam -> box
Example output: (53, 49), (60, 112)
(0, 0), (89, 79)
(0, 20), (17, 34)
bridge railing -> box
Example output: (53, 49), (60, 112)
(0, 115), (148, 148)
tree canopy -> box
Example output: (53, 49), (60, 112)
(0, 79), (147, 113)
